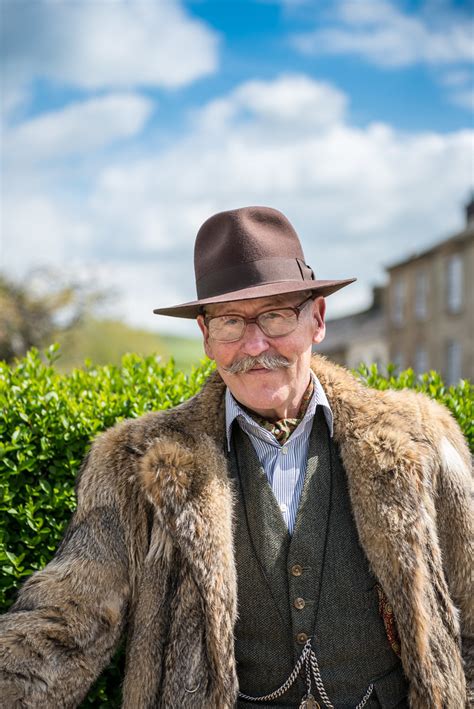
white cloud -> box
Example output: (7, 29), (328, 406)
(438, 68), (474, 112)
(440, 69), (473, 87)
(449, 88), (474, 112)
(201, 74), (347, 132)
(2, 73), (473, 334)
(292, 0), (473, 67)
(1, 195), (93, 273)
(4, 94), (154, 162)
(90, 261), (201, 337)
(1, 85), (30, 122)
(1, 0), (219, 95)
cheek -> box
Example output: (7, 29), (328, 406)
(206, 340), (238, 368)
(281, 328), (312, 354)
(288, 336), (316, 365)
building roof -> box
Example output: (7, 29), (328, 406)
(318, 289), (386, 354)
(386, 221), (474, 272)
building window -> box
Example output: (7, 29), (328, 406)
(446, 340), (462, 385)
(414, 346), (428, 375)
(391, 278), (405, 326)
(415, 269), (428, 320)
(446, 253), (463, 313)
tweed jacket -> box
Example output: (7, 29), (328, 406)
(0, 356), (472, 708)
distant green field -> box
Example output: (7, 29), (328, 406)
(54, 317), (206, 373)
(157, 334), (206, 371)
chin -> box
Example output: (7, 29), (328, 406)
(244, 384), (286, 407)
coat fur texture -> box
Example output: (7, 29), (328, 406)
(0, 356), (472, 708)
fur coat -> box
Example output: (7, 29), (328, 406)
(0, 356), (472, 708)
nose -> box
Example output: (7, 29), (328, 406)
(240, 322), (270, 357)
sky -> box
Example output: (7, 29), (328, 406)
(1, 0), (473, 337)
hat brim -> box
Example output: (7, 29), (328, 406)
(153, 278), (356, 319)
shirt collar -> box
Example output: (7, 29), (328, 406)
(225, 370), (334, 451)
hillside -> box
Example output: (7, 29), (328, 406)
(54, 317), (205, 373)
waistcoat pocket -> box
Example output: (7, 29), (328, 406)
(372, 663), (409, 708)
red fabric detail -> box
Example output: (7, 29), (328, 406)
(376, 583), (402, 658)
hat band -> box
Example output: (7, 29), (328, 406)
(196, 257), (315, 299)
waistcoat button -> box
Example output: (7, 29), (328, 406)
(294, 597), (305, 610)
(296, 632), (309, 644)
(291, 564), (303, 576)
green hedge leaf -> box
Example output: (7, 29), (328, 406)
(0, 347), (471, 706)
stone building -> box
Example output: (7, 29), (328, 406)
(317, 286), (388, 371)
(317, 196), (474, 383)
(386, 198), (474, 384)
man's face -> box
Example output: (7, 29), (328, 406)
(197, 292), (326, 419)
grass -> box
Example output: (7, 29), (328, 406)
(54, 317), (205, 373)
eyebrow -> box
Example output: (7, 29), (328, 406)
(207, 298), (298, 317)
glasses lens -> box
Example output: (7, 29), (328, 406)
(208, 315), (245, 342)
(258, 309), (298, 337)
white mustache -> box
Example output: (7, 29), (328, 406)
(223, 353), (292, 375)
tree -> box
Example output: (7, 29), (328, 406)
(0, 269), (107, 363)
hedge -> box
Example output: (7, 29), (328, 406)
(1, 346), (472, 706)
(0, 345), (214, 706)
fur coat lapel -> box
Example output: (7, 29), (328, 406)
(138, 355), (466, 708)
(139, 374), (238, 703)
(312, 359), (465, 706)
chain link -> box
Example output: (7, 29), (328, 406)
(238, 642), (312, 702)
(308, 647), (373, 708)
(305, 647), (312, 697)
(238, 639), (374, 708)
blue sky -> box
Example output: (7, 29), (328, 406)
(1, 0), (473, 335)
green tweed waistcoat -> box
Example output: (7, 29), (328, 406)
(229, 408), (409, 709)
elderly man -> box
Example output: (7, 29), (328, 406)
(0, 207), (472, 708)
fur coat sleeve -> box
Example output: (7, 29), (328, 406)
(0, 425), (146, 708)
(0, 358), (472, 709)
(426, 396), (474, 703)
(312, 358), (473, 708)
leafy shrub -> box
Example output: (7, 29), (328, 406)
(0, 345), (213, 707)
(356, 363), (473, 452)
(0, 349), (472, 706)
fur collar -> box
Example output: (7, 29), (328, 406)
(138, 354), (464, 707)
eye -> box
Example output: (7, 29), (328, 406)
(260, 309), (289, 322)
(219, 316), (242, 326)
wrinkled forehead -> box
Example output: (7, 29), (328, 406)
(203, 292), (307, 317)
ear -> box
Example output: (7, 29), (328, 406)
(196, 314), (215, 360)
(311, 297), (326, 345)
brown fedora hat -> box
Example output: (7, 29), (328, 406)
(153, 206), (355, 319)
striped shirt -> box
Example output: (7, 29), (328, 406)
(226, 372), (334, 534)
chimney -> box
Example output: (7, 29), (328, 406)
(371, 285), (385, 311)
(466, 192), (474, 225)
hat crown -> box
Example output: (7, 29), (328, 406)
(194, 206), (307, 299)
(153, 204), (355, 318)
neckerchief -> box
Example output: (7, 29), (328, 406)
(245, 378), (314, 445)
